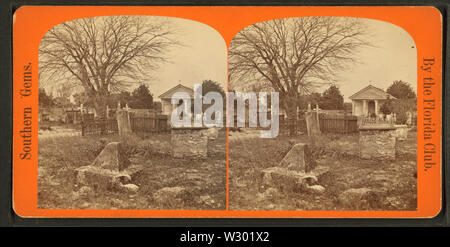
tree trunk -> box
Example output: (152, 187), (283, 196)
(92, 95), (108, 134)
(92, 95), (108, 120)
(285, 100), (297, 137)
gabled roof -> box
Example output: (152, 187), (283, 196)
(159, 84), (194, 99)
(349, 85), (396, 100)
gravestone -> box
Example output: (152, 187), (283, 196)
(305, 112), (321, 136)
(91, 142), (130, 171)
(75, 142), (142, 193)
(279, 143), (316, 172)
(117, 110), (132, 136)
(261, 142), (328, 194)
(359, 125), (396, 160)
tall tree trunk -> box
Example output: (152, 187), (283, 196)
(93, 95), (108, 120)
(92, 94), (108, 134)
(285, 99), (297, 137)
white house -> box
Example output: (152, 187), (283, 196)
(349, 85), (396, 117)
(158, 84), (194, 116)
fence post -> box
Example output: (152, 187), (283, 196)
(125, 103), (131, 131)
(315, 104), (321, 134)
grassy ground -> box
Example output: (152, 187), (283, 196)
(38, 129), (227, 210)
(229, 130), (417, 211)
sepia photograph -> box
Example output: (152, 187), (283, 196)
(37, 15), (228, 210)
(228, 17), (418, 211)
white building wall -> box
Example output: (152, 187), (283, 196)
(352, 100), (364, 116)
(161, 99), (173, 116)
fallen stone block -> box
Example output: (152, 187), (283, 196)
(119, 183), (139, 193)
(75, 164), (143, 193)
(262, 166), (318, 192)
(75, 165), (125, 191)
(279, 143), (316, 172)
(91, 142), (130, 171)
(305, 185), (326, 194)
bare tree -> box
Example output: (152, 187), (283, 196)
(39, 15), (178, 118)
(229, 17), (369, 136)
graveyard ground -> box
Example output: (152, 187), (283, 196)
(38, 130), (227, 210)
(228, 129), (417, 211)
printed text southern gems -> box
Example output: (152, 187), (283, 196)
(19, 63), (32, 160)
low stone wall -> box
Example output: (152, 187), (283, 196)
(395, 125), (408, 140)
(171, 127), (208, 159)
(359, 125), (396, 160)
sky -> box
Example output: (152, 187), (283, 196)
(40, 16), (228, 103)
(334, 18), (417, 101)
(147, 17), (227, 100)
(41, 16), (416, 103)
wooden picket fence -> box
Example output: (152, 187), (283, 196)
(130, 115), (170, 134)
(280, 114), (358, 135)
(319, 114), (358, 134)
(81, 119), (118, 136)
(81, 114), (169, 136)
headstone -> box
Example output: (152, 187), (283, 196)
(117, 110), (132, 136)
(91, 142), (130, 171)
(279, 143), (316, 172)
(75, 142), (143, 194)
(305, 111), (321, 136)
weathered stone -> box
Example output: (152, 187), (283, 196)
(395, 125), (408, 140)
(171, 128), (208, 159)
(116, 110), (132, 136)
(359, 126), (396, 160)
(262, 166), (317, 192)
(91, 142), (130, 171)
(153, 186), (186, 204)
(75, 165), (125, 191)
(305, 111), (321, 136)
(199, 195), (215, 206)
(305, 185), (326, 194)
(72, 186), (93, 200)
(206, 127), (219, 140)
(119, 183), (139, 193)
(75, 163), (143, 193)
(279, 143), (316, 172)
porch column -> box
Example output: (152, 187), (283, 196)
(375, 100), (379, 116)
(363, 100), (367, 117)
(351, 101), (355, 115)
